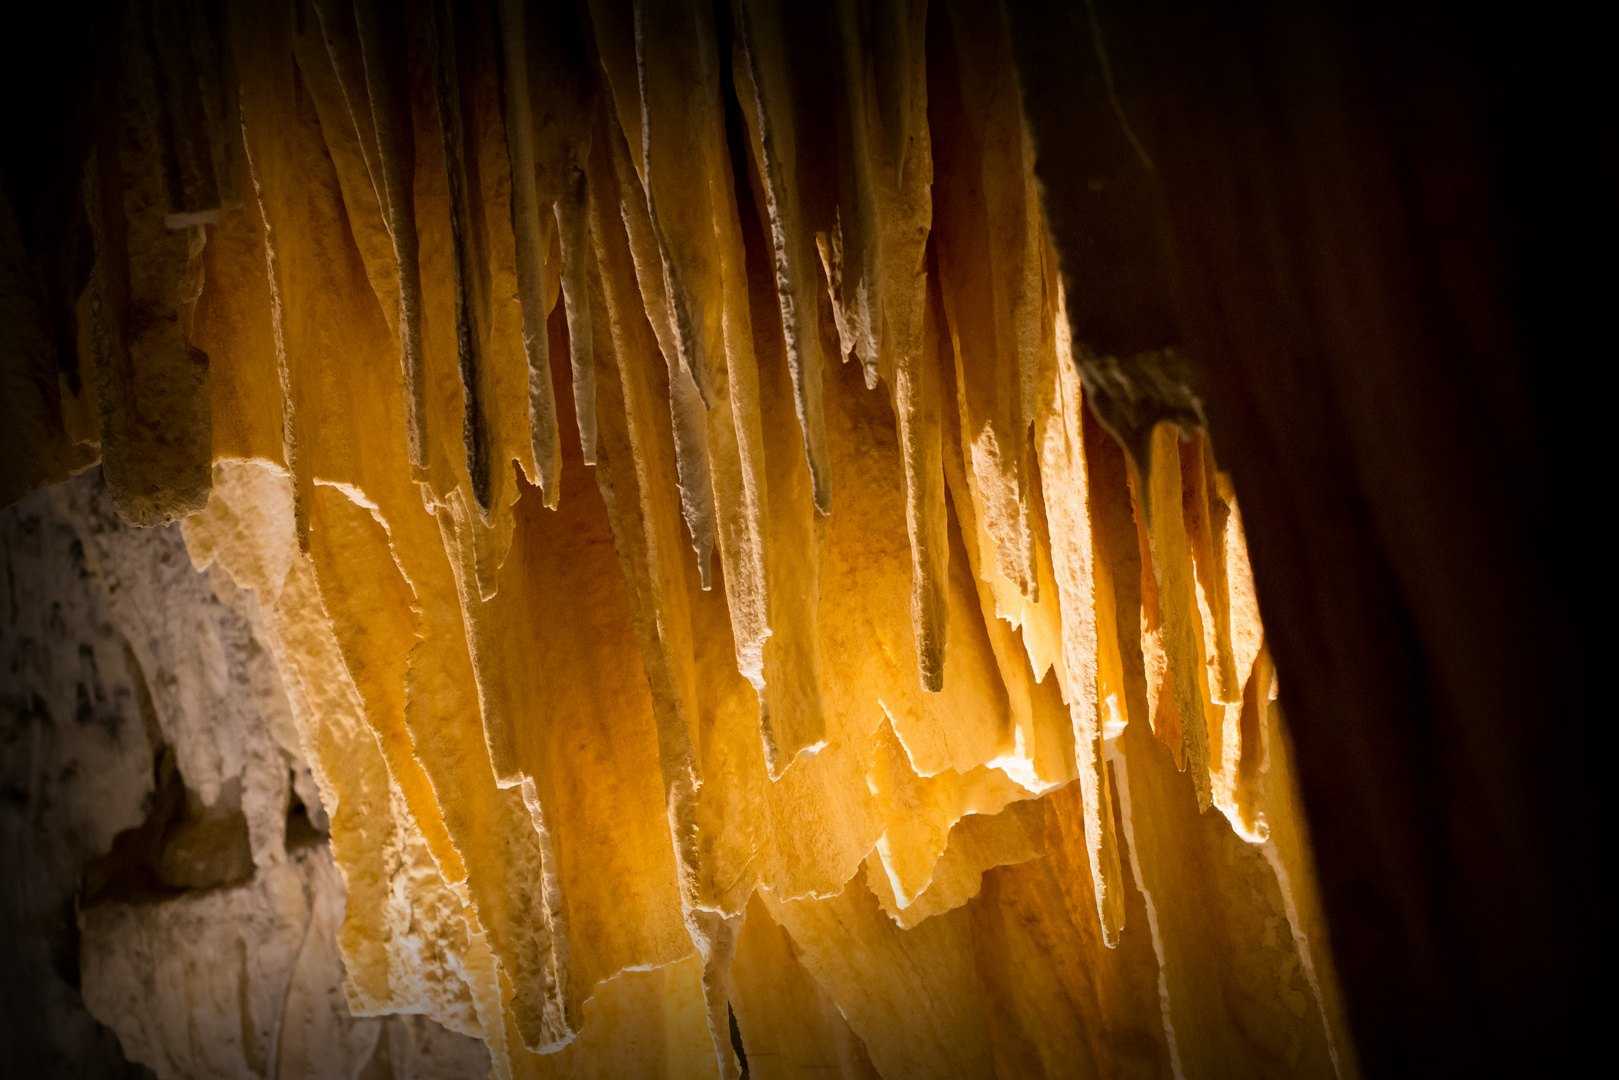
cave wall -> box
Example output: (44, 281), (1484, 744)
(1, 475), (154, 1075)
(2, 470), (491, 1078)
(1009, 0), (1611, 1072)
(0, 0), (1609, 1076)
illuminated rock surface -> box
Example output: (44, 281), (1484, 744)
(0, 2), (1372, 1077)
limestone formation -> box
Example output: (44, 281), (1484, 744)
(2, 2), (1360, 1077)
(3, 471), (490, 1077)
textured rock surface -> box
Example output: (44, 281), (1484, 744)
(3, 473), (489, 1078)
(1, 481), (155, 1076)
(1003, 1), (1609, 1072)
(0, 3), (1405, 1078)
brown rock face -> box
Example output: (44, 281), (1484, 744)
(1004, 1), (1608, 1073)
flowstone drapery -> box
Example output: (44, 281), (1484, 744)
(3, 2), (1355, 1077)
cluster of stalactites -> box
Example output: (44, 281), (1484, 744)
(25, 0), (1357, 1077)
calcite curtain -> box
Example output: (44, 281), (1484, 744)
(10, 0), (1355, 1076)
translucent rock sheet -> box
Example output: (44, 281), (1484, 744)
(765, 868), (995, 1080)
(467, 305), (692, 1022)
(185, 464), (486, 1038)
(1110, 711), (1339, 1079)
(731, 892), (883, 1080)
(966, 779), (1171, 1078)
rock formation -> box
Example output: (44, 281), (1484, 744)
(4, 471), (491, 1077)
(14, 0), (1600, 1076)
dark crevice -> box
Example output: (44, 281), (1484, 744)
(77, 653), (253, 909)
(727, 1003), (750, 1079)
(285, 772), (327, 851)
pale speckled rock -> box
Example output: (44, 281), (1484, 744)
(81, 849), (333, 1080)
(80, 841), (490, 1080)
(375, 1013), (496, 1080)
(47, 469), (308, 867)
(5, 470), (490, 1078)
(1, 482), (156, 1075)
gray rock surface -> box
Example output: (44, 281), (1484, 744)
(2, 468), (156, 1076)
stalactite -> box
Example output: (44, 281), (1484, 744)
(493, 0), (590, 507)
(730, 0), (832, 516)
(84, 7), (216, 527)
(1, 1), (1358, 1076)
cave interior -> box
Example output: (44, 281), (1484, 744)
(1, 0), (1609, 1077)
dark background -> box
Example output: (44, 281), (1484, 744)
(1011, 0), (1613, 1073)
